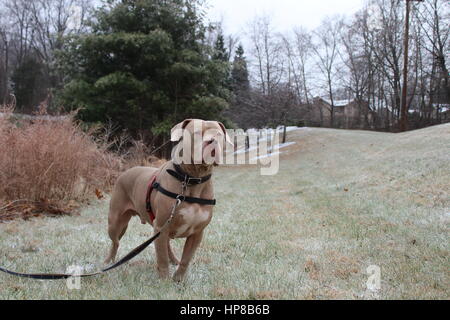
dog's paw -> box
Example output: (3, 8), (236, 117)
(103, 257), (114, 265)
(173, 270), (186, 282)
(172, 273), (184, 282)
(157, 267), (170, 279)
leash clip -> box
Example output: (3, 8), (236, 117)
(176, 195), (185, 203)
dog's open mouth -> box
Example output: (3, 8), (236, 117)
(203, 140), (216, 158)
(203, 139), (217, 163)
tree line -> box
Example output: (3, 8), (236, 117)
(0, 0), (448, 147)
(231, 0), (449, 131)
(0, 0), (92, 112)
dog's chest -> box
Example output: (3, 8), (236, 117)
(170, 206), (211, 238)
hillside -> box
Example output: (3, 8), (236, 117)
(0, 124), (448, 299)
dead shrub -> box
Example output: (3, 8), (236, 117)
(0, 106), (121, 204)
(0, 103), (168, 221)
(121, 139), (167, 169)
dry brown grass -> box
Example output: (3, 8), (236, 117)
(122, 139), (167, 169)
(0, 104), (167, 221)
(0, 104), (125, 220)
(0, 105), (122, 203)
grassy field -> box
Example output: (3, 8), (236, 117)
(0, 124), (449, 299)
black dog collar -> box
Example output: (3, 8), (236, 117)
(166, 164), (212, 185)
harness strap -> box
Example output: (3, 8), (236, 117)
(152, 182), (216, 206)
(146, 175), (158, 222)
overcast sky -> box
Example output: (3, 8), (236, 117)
(205, 0), (366, 35)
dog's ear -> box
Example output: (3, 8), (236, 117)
(171, 119), (193, 142)
(218, 122), (234, 147)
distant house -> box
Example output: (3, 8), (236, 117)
(309, 97), (376, 129)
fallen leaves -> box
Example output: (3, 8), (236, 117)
(95, 189), (104, 200)
(254, 290), (281, 299)
(304, 258), (320, 280)
(0, 199), (72, 222)
(327, 251), (360, 280)
(213, 287), (239, 297)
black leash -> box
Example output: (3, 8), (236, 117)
(0, 232), (161, 280)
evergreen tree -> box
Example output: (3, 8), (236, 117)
(12, 54), (48, 112)
(213, 33), (228, 62)
(224, 44), (251, 128)
(231, 44), (250, 94)
(57, 0), (230, 138)
(212, 32), (231, 91)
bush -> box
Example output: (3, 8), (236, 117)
(0, 106), (121, 202)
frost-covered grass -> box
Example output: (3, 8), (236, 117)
(0, 124), (449, 299)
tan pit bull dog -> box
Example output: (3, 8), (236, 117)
(104, 119), (232, 281)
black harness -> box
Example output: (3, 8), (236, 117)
(147, 164), (216, 215)
(151, 182), (216, 206)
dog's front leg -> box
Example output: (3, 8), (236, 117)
(154, 231), (170, 279)
(173, 231), (204, 282)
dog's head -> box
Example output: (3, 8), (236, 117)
(171, 119), (233, 165)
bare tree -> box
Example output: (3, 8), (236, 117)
(371, 0), (404, 124)
(0, 0), (93, 109)
(282, 27), (313, 106)
(248, 15), (284, 96)
(340, 17), (371, 127)
(312, 17), (342, 127)
(414, 0), (449, 111)
(2, 0), (35, 67)
(28, 0), (93, 86)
